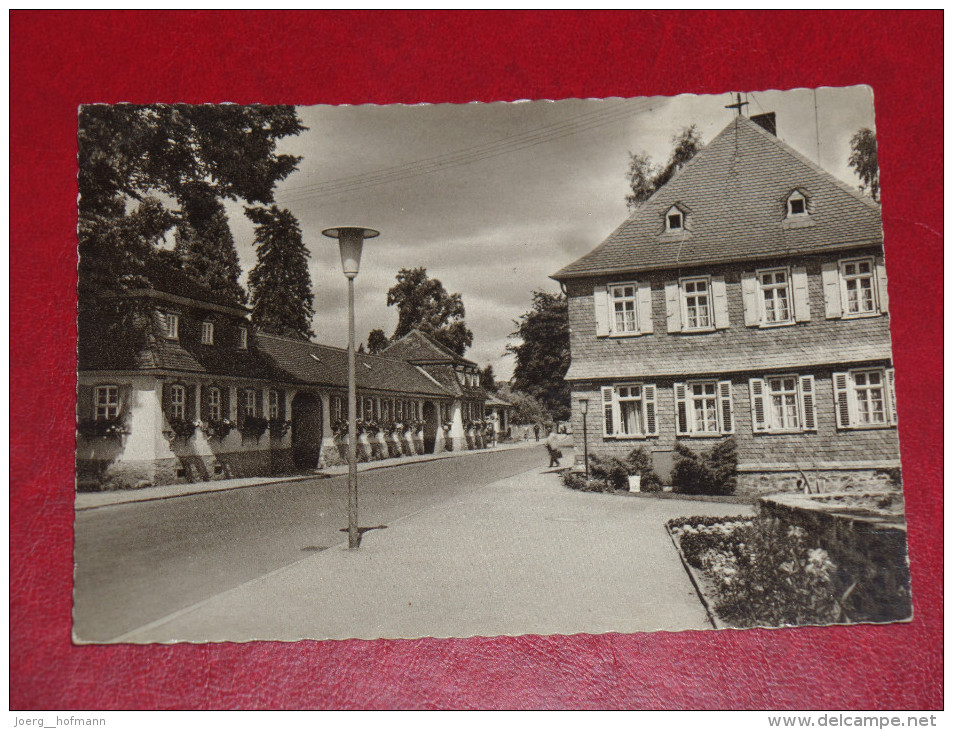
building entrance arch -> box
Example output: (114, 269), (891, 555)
(422, 401), (438, 454)
(291, 391), (323, 469)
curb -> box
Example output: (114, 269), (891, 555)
(665, 524), (725, 630)
(75, 441), (540, 511)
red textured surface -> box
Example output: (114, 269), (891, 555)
(10, 11), (942, 709)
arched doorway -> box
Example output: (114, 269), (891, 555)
(422, 401), (438, 454)
(291, 392), (323, 469)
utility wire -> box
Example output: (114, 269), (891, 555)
(277, 99), (659, 203)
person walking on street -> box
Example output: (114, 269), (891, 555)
(545, 430), (562, 467)
(534, 424), (540, 441)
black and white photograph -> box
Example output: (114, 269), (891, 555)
(74, 87), (910, 644)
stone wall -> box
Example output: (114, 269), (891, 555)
(759, 493), (912, 623)
(739, 468), (899, 496)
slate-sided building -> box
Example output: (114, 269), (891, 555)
(552, 115), (900, 492)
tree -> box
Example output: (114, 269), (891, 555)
(479, 364), (498, 392)
(386, 267), (473, 355)
(625, 125), (703, 210)
(507, 291), (571, 421)
(504, 389), (551, 427)
(246, 206), (315, 340)
(849, 128), (880, 202)
(78, 104), (304, 300)
(367, 328), (389, 354)
(77, 104), (305, 362)
(173, 196), (246, 304)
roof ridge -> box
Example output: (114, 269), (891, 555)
(256, 331), (421, 365)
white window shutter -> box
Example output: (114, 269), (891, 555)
(886, 368), (897, 425)
(833, 372), (852, 429)
(792, 267), (811, 322)
(674, 382), (689, 435)
(822, 262), (842, 319)
(718, 380), (734, 434)
(876, 262), (890, 314)
(711, 276), (729, 329)
(799, 375), (817, 431)
(593, 285), (610, 337)
(741, 273), (760, 327)
(601, 386), (615, 437)
(637, 283), (653, 334)
(749, 378), (767, 432)
(643, 383), (658, 436)
(665, 282), (682, 333)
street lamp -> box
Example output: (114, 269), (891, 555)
(322, 226), (380, 549)
(579, 397), (589, 480)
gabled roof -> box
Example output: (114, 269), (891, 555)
(552, 116), (883, 280)
(381, 328), (476, 367)
(256, 333), (452, 397)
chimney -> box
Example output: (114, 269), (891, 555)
(751, 112), (777, 136)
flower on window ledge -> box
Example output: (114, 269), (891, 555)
(167, 417), (200, 442)
(77, 416), (130, 439)
(267, 418), (291, 440)
(237, 415), (268, 441)
(202, 418), (234, 441)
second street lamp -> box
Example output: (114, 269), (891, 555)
(322, 225), (380, 549)
(579, 397), (589, 480)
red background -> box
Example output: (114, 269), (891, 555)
(10, 11), (943, 709)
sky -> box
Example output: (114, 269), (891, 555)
(222, 86), (876, 380)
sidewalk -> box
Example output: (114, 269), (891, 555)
(116, 463), (753, 643)
(75, 439), (540, 511)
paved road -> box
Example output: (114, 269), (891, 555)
(74, 445), (547, 642)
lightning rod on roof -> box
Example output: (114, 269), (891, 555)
(725, 92), (750, 117)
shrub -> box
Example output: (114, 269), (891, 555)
(624, 446), (664, 492)
(562, 469), (616, 494)
(588, 454), (630, 491)
(670, 438), (737, 496)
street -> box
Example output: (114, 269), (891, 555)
(74, 444), (546, 642)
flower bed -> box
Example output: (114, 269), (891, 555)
(668, 514), (852, 628)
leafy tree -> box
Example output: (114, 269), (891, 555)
(625, 125), (703, 210)
(507, 291), (571, 421)
(479, 364), (498, 392)
(367, 328), (389, 354)
(173, 196), (246, 304)
(386, 267), (473, 355)
(503, 389), (551, 427)
(77, 104), (305, 361)
(849, 128), (880, 202)
(247, 206), (315, 340)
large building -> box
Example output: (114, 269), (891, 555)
(76, 266), (498, 490)
(552, 114), (899, 493)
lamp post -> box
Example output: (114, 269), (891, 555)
(322, 226), (380, 549)
(579, 398), (589, 480)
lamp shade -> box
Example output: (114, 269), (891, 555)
(322, 226), (380, 277)
(579, 398), (589, 414)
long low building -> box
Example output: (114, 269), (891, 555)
(76, 269), (500, 490)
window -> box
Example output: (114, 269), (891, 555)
(675, 380), (734, 436)
(163, 312), (180, 340)
(396, 400), (404, 420)
(682, 278), (712, 330)
(834, 369), (896, 429)
(332, 396), (344, 421)
(750, 375), (818, 433)
(242, 389), (257, 419)
(207, 387), (222, 421)
(840, 258), (876, 316)
(595, 281), (653, 337)
(600, 384), (658, 438)
(238, 326), (248, 349)
(665, 205), (685, 232)
(94, 385), (119, 420)
(170, 384), (186, 420)
(610, 284), (638, 334)
(201, 321), (215, 345)
(787, 190), (808, 217)
(759, 269), (792, 324)
(268, 390), (280, 420)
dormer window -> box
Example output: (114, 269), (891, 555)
(238, 326), (248, 350)
(163, 312), (179, 340)
(787, 190), (808, 217)
(666, 208), (683, 231)
(201, 321), (215, 345)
